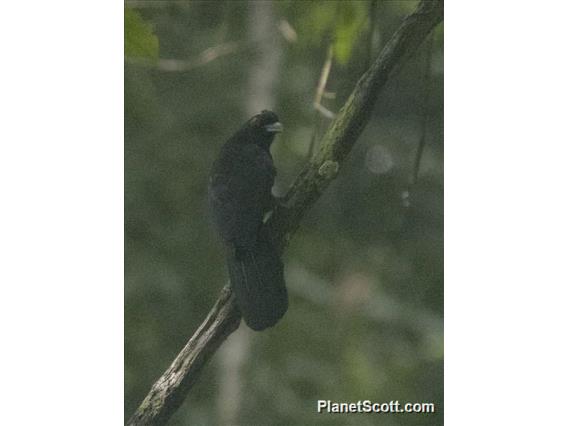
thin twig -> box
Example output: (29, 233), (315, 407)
(125, 41), (242, 73)
(307, 44), (334, 159)
(314, 103), (336, 120)
(314, 45), (334, 108)
(367, 0), (379, 70)
(411, 34), (434, 186)
(127, 2), (443, 424)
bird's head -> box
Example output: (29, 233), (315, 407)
(246, 110), (283, 148)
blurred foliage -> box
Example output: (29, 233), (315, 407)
(125, 1), (443, 425)
(280, 0), (369, 64)
(125, 8), (159, 60)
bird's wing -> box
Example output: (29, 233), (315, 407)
(209, 144), (275, 247)
(239, 143), (276, 184)
(209, 179), (253, 245)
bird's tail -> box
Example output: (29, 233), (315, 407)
(227, 232), (288, 331)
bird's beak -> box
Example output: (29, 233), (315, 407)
(264, 122), (283, 133)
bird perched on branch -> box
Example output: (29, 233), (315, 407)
(208, 110), (288, 331)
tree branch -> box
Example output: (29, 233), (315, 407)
(127, 286), (240, 426)
(125, 41), (243, 73)
(127, 1), (443, 424)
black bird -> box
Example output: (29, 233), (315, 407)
(208, 110), (288, 331)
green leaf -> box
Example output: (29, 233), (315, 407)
(333, 2), (368, 65)
(124, 8), (159, 60)
(284, 1), (367, 65)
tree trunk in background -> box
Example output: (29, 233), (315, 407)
(216, 2), (282, 425)
(245, 0), (282, 115)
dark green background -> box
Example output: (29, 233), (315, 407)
(125, 1), (443, 424)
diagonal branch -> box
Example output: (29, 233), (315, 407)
(127, 1), (443, 425)
(127, 286), (240, 426)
